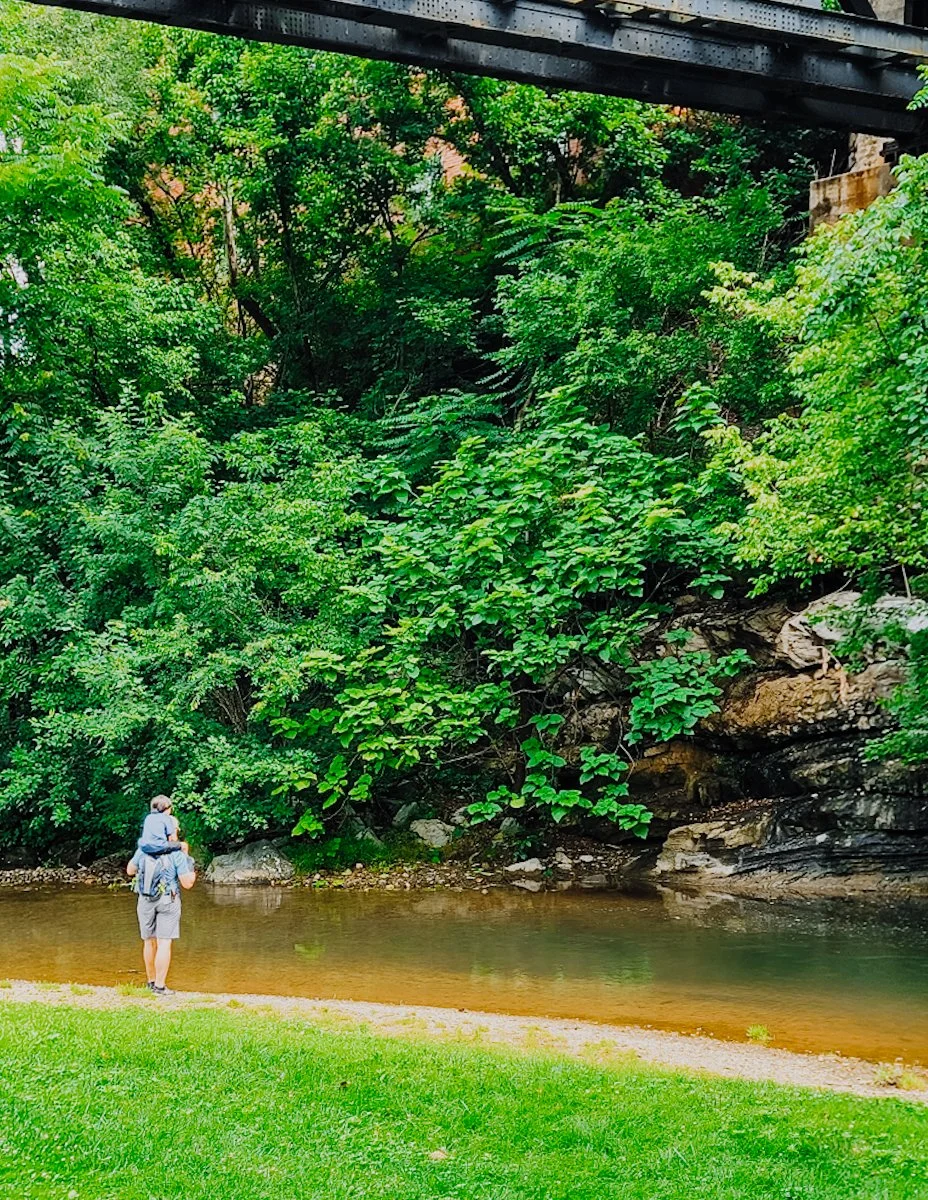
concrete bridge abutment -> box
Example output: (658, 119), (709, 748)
(809, 0), (918, 225)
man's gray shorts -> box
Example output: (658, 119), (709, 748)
(137, 893), (181, 940)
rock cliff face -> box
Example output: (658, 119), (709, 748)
(581, 594), (928, 896)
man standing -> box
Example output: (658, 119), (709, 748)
(126, 835), (196, 996)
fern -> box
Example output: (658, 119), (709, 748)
(491, 202), (604, 266)
(375, 390), (503, 481)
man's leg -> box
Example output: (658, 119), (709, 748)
(142, 938), (157, 984)
(153, 938), (173, 989)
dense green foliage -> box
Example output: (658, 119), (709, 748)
(0, 0), (925, 857)
(2, 1000), (927, 1199)
(713, 157), (928, 589)
(709, 155), (928, 762)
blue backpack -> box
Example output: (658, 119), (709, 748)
(135, 852), (176, 898)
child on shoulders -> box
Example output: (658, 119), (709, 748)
(138, 795), (188, 857)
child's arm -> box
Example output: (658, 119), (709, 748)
(138, 839), (190, 856)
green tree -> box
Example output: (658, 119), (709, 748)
(0, 404), (369, 853)
(711, 157), (928, 592)
(488, 187), (790, 435)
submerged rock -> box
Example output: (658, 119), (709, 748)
(205, 840), (295, 886)
(577, 873), (610, 890)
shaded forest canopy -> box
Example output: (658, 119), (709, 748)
(2, 1), (928, 858)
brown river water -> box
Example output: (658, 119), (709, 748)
(1, 884), (926, 1063)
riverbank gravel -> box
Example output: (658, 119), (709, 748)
(0, 860), (509, 891)
(5, 854), (928, 898)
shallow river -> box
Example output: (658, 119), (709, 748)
(1, 884), (926, 1063)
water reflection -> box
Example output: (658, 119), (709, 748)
(0, 883), (926, 1062)
(208, 885), (285, 913)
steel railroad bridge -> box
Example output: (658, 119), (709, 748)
(25, 0), (928, 137)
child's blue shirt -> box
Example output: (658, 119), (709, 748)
(138, 812), (176, 853)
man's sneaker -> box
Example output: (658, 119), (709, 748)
(146, 981), (155, 991)
(151, 985), (175, 997)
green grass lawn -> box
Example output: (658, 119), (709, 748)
(0, 1001), (926, 1200)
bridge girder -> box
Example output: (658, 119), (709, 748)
(21, 0), (928, 135)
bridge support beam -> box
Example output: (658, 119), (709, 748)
(20, 0), (928, 136)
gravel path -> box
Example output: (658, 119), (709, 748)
(1, 979), (923, 1103)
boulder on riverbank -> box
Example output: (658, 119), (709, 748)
(504, 858), (544, 880)
(205, 840), (295, 886)
(393, 802), (427, 829)
(409, 819), (455, 849)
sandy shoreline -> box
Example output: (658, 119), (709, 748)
(1, 979), (924, 1104)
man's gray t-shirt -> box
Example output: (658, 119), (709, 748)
(130, 848), (192, 895)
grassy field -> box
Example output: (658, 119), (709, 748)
(0, 1001), (926, 1199)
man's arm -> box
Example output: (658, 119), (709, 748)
(126, 849), (141, 878)
(173, 849), (196, 890)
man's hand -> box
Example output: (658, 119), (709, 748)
(126, 860), (138, 877)
(178, 841), (190, 855)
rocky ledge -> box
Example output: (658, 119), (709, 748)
(561, 591), (928, 897)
